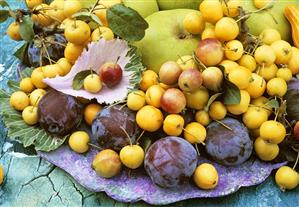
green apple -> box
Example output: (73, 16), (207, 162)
(157, 0), (203, 10)
(241, 0), (299, 42)
(123, 0), (159, 18)
(134, 9), (200, 73)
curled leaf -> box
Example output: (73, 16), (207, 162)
(223, 80), (241, 105)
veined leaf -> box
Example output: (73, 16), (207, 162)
(223, 80), (241, 105)
(72, 70), (94, 90)
(72, 11), (102, 26)
(7, 80), (19, 91)
(14, 42), (29, 61)
(19, 16), (34, 41)
(265, 99), (279, 109)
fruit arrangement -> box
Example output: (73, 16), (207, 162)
(0, 0), (299, 204)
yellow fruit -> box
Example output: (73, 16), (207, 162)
(209, 101), (227, 120)
(184, 87), (209, 110)
(120, 145), (144, 169)
(93, 5), (108, 27)
(6, 22), (22, 41)
(177, 55), (198, 71)
(26, 0), (43, 9)
(271, 40), (292, 65)
(140, 70), (158, 91)
(288, 47), (299, 75)
(238, 55), (256, 72)
(127, 90), (146, 111)
(84, 103), (102, 125)
(32, 4), (53, 26)
(251, 96), (272, 117)
(99, 0), (122, 8)
(228, 67), (251, 90)
(59, 18), (75, 29)
(215, 17), (239, 41)
(200, 0), (223, 24)
(193, 163), (218, 190)
(258, 64), (278, 81)
(254, 137), (279, 161)
(253, 0), (272, 9)
(201, 26), (216, 40)
(226, 90), (250, 115)
(276, 68), (292, 82)
(145, 85), (165, 108)
(275, 166), (299, 190)
(91, 26), (114, 41)
(184, 122), (206, 144)
(68, 131), (90, 153)
(20, 77), (35, 93)
(48, 0), (66, 22)
(10, 91), (30, 111)
(222, 0), (241, 17)
(195, 110), (211, 126)
(242, 106), (268, 129)
(254, 45), (276, 66)
(219, 60), (239, 75)
(259, 28), (281, 45)
(136, 105), (163, 132)
(57, 58), (72, 76)
(42, 64), (61, 78)
(22, 106), (38, 125)
(63, 0), (82, 18)
(260, 120), (286, 144)
(246, 73), (266, 98)
(163, 114), (185, 136)
(224, 40), (244, 61)
(183, 11), (205, 35)
(92, 149), (122, 178)
(0, 165), (4, 185)
(64, 20), (91, 45)
(31, 67), (47, 89)
(64, 42), (84, 64)
(29, 89), (46, 106)
(266, 77), (287, 97)
(83, 74), (102, 93)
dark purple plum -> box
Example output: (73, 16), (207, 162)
(205, 118), (253, 166)
(144, 136), (198, 188)
(92, 106), (140, 151)
(28, 34), (66, 67)
(38, 90), (83, 136)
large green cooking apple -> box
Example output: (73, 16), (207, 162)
(123, 0), (159, 18)
(157, 0), (203, 10)
(134, 9), (200, 73)
(241, 0), (299, 42)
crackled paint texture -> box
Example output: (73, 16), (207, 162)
(0, 0), (299, 206)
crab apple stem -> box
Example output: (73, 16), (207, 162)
(119, 103), (127, 110)
(183, 128), (206, 146)
(88, 143), (102, 150)
(195, 143), (200, 156)
(215, 120), (232, 131)
(114, 56), (120, 69)
(90, 0), (101, 13)
(293, 151), (299, 170)
(136, 130), (145, 144)
(120, 126), (132, 146)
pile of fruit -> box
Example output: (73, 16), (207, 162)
(1, 0), (299, 194)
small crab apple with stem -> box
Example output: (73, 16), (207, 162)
(99, 57), (123, 88)
(22, 96), (40, 125)
(160, 88), (186, 114)
(68, 131), (90, 154)
(84, 69), (102, 94)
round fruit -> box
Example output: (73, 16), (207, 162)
(29, 88), (46, 106)
(242, 106), (268, 129)
(201, 67), (223, 92)
(178, 69), (203, 92)
(32, 4), (53, 26)
(42, 64), (62, 78)
(68, 131), (90, 153)
(201, 26), (216, 40)
(163, 114), (185, 136)
(200, 0), (223, 24)
(0, 165), (3, 185)
(209, 101), (227, 120)
(59, 18), (75, 29)
(276, 68), (292, 82)
(254, 45), (276, 66)
(253, 0), (272, 9)
(275, 166), (299, 190)
(219, 59), (239, 75)
(251, 96), (272, 117)
(91, 26), (114, 41)
(224, 40), (244, 61)
(226, 90), (250, 115)
(266, 77), (287, 97)
(215, 17), (239, 41)
(246, 73), (266, 98)
(63, 0), (82, 18)
(193, 163), (218, 190)
(10, 91), (30, 111)
(92, 149), (122, 178)
(184, 122), (206, 144)
(26, 0), (43, 9)
(140, 70), (158, 91)
(6, 22), (22, 41)
(161, 88), (186, 114)
(93, 5), (108, 26)
(258, 63), (278, 81)
(120, 145), (145, 169)
(64, 42), (84, 64)
(271, 40), (292, 64)
(57, 58), (72, 76)
(84, 74), (102, 93)
(254, 137), (279, 161)
(22, 106), (38, 125)
(221, 0), (241, 17)
(195, 110), (211, 126)
(144, 136), (198, 188)
(145, 85), (165, 108)
(127, 90), (146, 111)
(288, 47), (299, 75)
(260, 120), (286, 144)
(183, 11), (205, 35)
(259, 28), (281, 45)
(238, 55), (256, 72)
(48, 0), (66, 22)
(64, 20), (91, 45)
(20, 77), (35, 93)
(84, 103), (102, 125)
(184, 87), (209, 110)
(228, 67), (251, 90)
(195, 38), (224, 66)
(176, 55), (198, 71)
(136, 105), (163, 132)
(159, 61), (182, 85)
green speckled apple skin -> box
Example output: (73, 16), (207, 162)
(123, 0), (159, 18)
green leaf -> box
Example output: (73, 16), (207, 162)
(72, 70), (94, 90)
(140, 137), (152, 153)
(265, 99), (279, 109)
(204, 93), (223, 111)
(72, 12), (102, 25)
(0, 10), (9, 23)
(223, 80), (241, 105)
(19, 16), (34, 41)
(7, 80), (19, 91)
(0, 0), (9, 8)
(107, 4), (148, 41)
